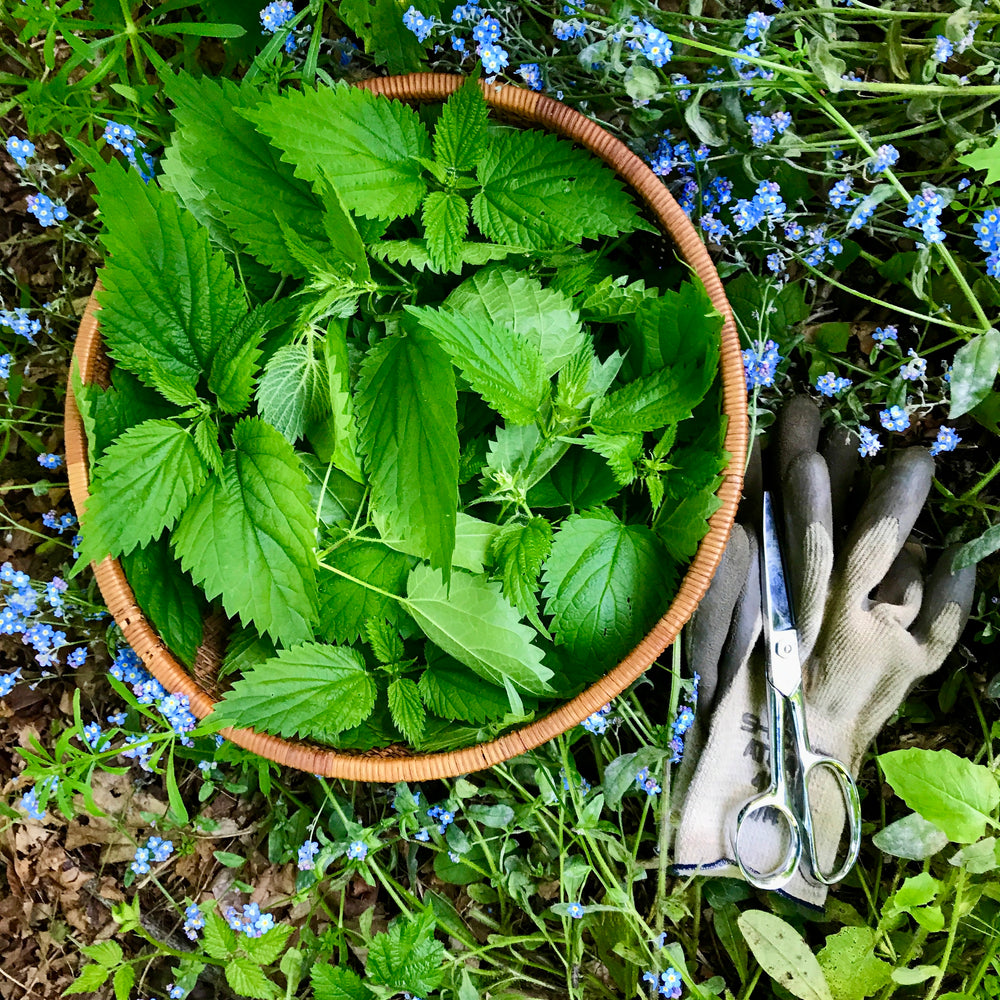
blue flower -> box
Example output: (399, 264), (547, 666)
(871, 143), (899, 173)
(260, 0), (294, 31)
(700, 214), (731, 245)
(131, 847), (151, 875)
(478, 42), (509, 74)
(635, 766), (661, 795)
(471, 15), (501, 43)
(37, 453), (62, 470)
(933, 35), (954, 63)
(742, 339), (782, 390)
(770, 110), (792, 133)
(148, 836), (174, 862)
(673, 705), (695, 735)
(0, 354), (10, 379)
(20, 786), (47, 821)
(828, 177), (857, 209)
(746, 114), (776, 147)
(744, 11), (773, 40)
(166, 985), (186, 999)
(879, 405), (910, 432)
(958, 177), (971, 192)
(402, 5), (434, 41)
(566, 901), (586, 918)
(6, 136), (35, 169)
(517, 63), (543, 91)
(639, 22), (672, 67)
(784, 221), (804, 241)
(765, 252), (784, 273)
(873, 324), (898, 343)
(848, 196), (878, 231)
(857, 426), (881, 458)
(347, 840), (368, 861)
(900, 348), (927, 382)
(106, 709), (127, 726)
(82, 721), (105, 749)
(581, 702), (611, 734)
(415, 827), (430, 841)
(183, 902), (205, 940)
(553, 18), (588, 40)
(25, 192), (67, 227)
(816, 373), (852, 397)
(0, 668), (22, 697)
(930, 426), (961, 456)
(671, 74), (691, 100)
(298, 839), (320, 870)
(904, 188), (946, 245)
(972, 208), (1000, 257)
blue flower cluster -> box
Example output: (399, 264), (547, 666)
(82, 720), (111, 751)
(19, 777), (58, 821)
(6, 136), (35, 169)
(403, 5), (434, 41)
(742, 339), (782, 391)
(37, 452), (63, 470)
(828, 177), (857, 210)
(904, 188), (946, 245)
(669, 703), (695, 763)
(857, 426), (881, 458)
(731, 42), (774, 83)
(103, 121), (155, 182)
(633, 19), (672, 68)
(0, 307), (42, 343)
(816, 373), (852, 397)
(871, 143), (899, 173)
(259, 0), (294, 31)
(225, 901), (276, 937)
(26, 192), (68, 227)
(297, 839), (320, 870)
(899, 348), (927, 382)
(745, 110), (792, 147)
(732, 180), (787, 233)
(517, 63), (543, 91)
(646, 134), (709, 179)
(346, 839), (369, 861)
(643, 966), (683, 998)
(426, 803), (456, 834)
(580, 701), (612, 734)
(744, 11), (773, 41)
(933, 35), (954, 63)
(0, 354), (10, 379)
(635, 766), (661, 795)
(553, 17), (588, 39)
(972, 207), (1000, 278)
(42, 509), (77, 535)
(131, 835), (174, 874)
(183, 902), (206, 940)
(166, 984), (187, 999)
(873, 324), (898, 343)
(109, 645), (198, 746)
(879, 404), (910, 432)
(930, 426), (961, 456)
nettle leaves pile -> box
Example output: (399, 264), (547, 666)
(74, 72), (726, 752)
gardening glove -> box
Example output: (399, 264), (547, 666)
(672, 397), (976, 907)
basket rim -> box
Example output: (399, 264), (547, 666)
(64, 71), (748, 781)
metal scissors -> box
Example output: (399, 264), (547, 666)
(733, 492), (862, 891)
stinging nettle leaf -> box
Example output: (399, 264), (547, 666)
(388, 677), (426, 744)
(355, 328), (460, 576)
(368, 238), (521, 274)
(406, 304), (548, 425)
(434, 73), (489, 173)
(489, 517), (553, 631)
(422, 191), (470, 273)
(418, 652), (511, 724)
(212, 642), (376, 741)
(338, 0), (440, 74)
(256, 342), (330, 444)
(243, 82), (432, 221)
(405, 563), (552, 696)
(80, 418), (208, 566)
(173, 417), (319, 646)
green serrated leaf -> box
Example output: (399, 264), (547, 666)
(957, 139), (1000, 184)
(243, 922), (294, 966)
(526, 445), (620, 510)
(422, 191), (470, 273)
(379, 511), (499, 574)
(389, 677), (426, 744)
(63, 963), (111, 994)
(161, 71), (328, 276)
(654, 483), (723, 560)
(541, 510), (677, 665)
(203, 912), (237, 960)
(317, 536), (411, 644)
(244, 82), (432, 220)
(80, 940), (123, 967)
(173, 417), (318, 646)
(434, 72), (488, 172)
(365, 617), (404, 664)
(79, 419), (208, 566)
(225, 957), (281, 1000)
(817, 928), (892, 1000)
(472, 128), (640, 249)
(310, 962), (369, 1000)
(121, 533), (207, 667)
(405, 563), (551, 696)
(591, 366), (699, 435)
(365, 909), (445, 996)
(579, 273), (658, 324)
(256, 342), (330, 443)
(445, 266), (586, 377)
(489, 517), (552, 630)
(112, 963), (135, 1000)
(220, 622), (276, 679)
(213, 642), (376, 741)
(299, 452), (365, 527)
(879, 748), (1000, 843)
(418, 652), (510, 724)
(368, 238), (520, 273)
(356, 328), (459, 576)
(406, 304), (548, 424)
(92, 160), (246, 393)
(208, 302), (288, 416)
(338, 0), (439, 73)
(579, 432), (643, 485)
(317, 320), (364, 482)
(194, 418), (224, 474)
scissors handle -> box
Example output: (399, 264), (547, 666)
(798, 750), (863, 885)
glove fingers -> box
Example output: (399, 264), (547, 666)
(776, 396), (822, 481)
(686, 525), (753, 714)
(822, 424), (859, 532)
(873, 542), (925, 630)
(718, 531), (762, 704)
(782, 452), (834, 660)
(840, 449), (934, 600)
(912, 545), (976, 660)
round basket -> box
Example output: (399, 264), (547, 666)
(65, 72), (748, 781)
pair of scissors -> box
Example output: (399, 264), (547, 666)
(733, 492), (862, 891)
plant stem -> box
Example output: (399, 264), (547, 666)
(924, 868), (968, 1000)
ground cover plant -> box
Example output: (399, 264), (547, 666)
(1, 1), (1000, 999)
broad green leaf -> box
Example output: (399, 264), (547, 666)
(541, 511), (677, 665)
(738, 910), (834, 1000)
(655, 484), (723, 560)
(213, 643), (376, 741)
(80, 419), (208, 565)
(949, 329), (1000, 418)
(161, 71), (328, 276)
(299, 452), (365, 527)
(225, 957), (280, 1000)
(316, 172), (371, 281)
(121, 533), (208, 667)
(591, 363), (706, 435)
(434, 72), (488, 172)
(80, 940), (123, 967)
(244, 82), (432, 220)
(879, 747), (1000, 843)
(638, 277), (722, 379)
(817, 928), (892, 1000)
(887, 873), (945, 931)
(872, 812), (950, 860)
(445, 266), (586, 377)
(418, 652), (511, 723)
(310, 963), (369, 1000)
(220, 622), (276, 679)
(338, 0), (439, 73)
(356, 328), (459, 576)
(422, 191), (470, 273)
(112, 964), (135, 1000)
(526, 446), (620, 510)
(256, 342), (330, 443)
(92, 161), (246, 392)
(389, 677), (426, 744)
(194, 418), (223, 475)
(958, 139), (1000, 184)
(473, 128), (640, 249)
(317, 535), (412, 644)
(950, 837), (1000, 873)
(890, 967), (938, 986)
(405, 563), (552, 696)
(173, 418), (319, 646)
(368, 238), (520, 273)
(242, 922), (294, 966)
(579, 274), (657, 324)
(489, 517), (553, 629)
(365, 617), (404, 665)
(954, 523), (1000, 570)
(579, 432), (643, 485)
(202, 912), (237, 959)
(365, 909), (446, 996)
(406, 304), (548, 424)
(64, 964), (111, 994)
(380, 511), (499, 574)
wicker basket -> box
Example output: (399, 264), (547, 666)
(65, 72), (748, 781)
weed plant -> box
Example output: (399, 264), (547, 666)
(1, 1), (999, 998)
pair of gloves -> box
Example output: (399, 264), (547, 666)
(672, 397), (976, 907)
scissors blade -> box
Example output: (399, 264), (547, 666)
(762, 491), (795, 634)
